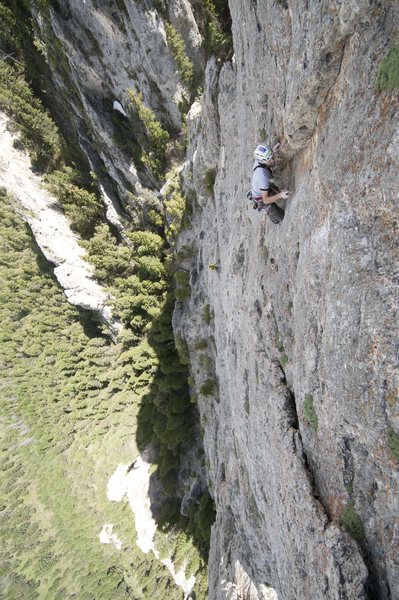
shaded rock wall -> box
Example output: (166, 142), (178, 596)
(32, 0), (203, 217)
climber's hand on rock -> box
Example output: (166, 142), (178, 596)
(280, 190), (291, 200)
(272, 141), (281, 153)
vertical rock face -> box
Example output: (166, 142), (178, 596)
(21, 0), (399, 598)
(177, 1), (399, 599)
(32, 0), (203, 212)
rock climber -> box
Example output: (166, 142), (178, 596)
(250, 142), (291, 223)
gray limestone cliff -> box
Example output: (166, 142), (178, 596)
(17, 1), (399, 598)
(0, 112), (121, 335)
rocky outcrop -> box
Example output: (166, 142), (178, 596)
(0, 112), (120, 335)
(32, 0), (204, 213)
(176, 1), (399, 599)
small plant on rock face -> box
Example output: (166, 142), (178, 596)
(174, 270), (190, 301)
(163, 168), (191, 244)
(200, 379), (216, 397)
(202, 0), (233, 59)
(376, 46), (399, 91)
(280, 352), (289, 366)
(339, 500), (365, 541)
(175, 335), (190, 365)
(387, 427), (399, 462)
(202, 304), (213, 324)
(128, 89), (170, 178)
(275, 330), (284, 353)
(303, 394), (318, 433)
(165, 23), (194, 90)
(195, 339), (208, 351)
(204, 168), (216, 194)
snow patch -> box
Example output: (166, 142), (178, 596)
(107, 459), (195, 598)
(99, 524), (122, 550)
(107, 464), (129, 502)
(113, 100), (128, 118)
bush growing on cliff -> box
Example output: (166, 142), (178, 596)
(165, 23), (194, 90)
(127, 230), (165, 257)
(174, 270), (191, 301)
(0, 3), (20, 54)
(202, 0), (233, 59)
(83, 224), (132, 281)
(200, 379), (217, 397)
(195, 339), (208, 351)
(204, 168), (217, 194)
(303, 394), (318, 432)
(202, 303), (213, 324)
(376, 46), (399, 91)
(128, 90), (170, 178)
(44, 167), (104, 238)
(0, 61), (62, 171)
(163, 167), (192, 243)
(339, 500), (365, 541)
(192, 492), (216, 545)
(387, 427), (399, 462)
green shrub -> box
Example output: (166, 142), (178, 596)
(0, 62), (62, 171)
(202, 304), (213, 324)
(191, 492), (215, 546)
(175, 335), (190, 364)
(126, 230), (164, 257)
(82, 224), (132, 282)
(163, 169), (190, 244)
(0, 4), (19, 54)
(339, 500), (365, 541)
(200, 379), (216, 397)
(280, 352), (289, 366)
(204, 168), (216, 193)
(195, 339), (208, 351)
(387, 427), (399, 462)
(303, 394), (318, 433)
(128, 90), (170, 178)
(376, 46), (399, 91)
(202, 0), (233, 58)
(174, 270), (190, 301)
(275, 331), (284, 353)
(136, 255), (166, 281)
(165, 23), (194, 90)
(44, 167), (104, 238)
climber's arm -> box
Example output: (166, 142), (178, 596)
(261, 189), (290, 204)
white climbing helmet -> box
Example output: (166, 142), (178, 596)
(254, 143), (273, 164)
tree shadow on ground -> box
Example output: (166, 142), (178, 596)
(135, 288), (215, 566)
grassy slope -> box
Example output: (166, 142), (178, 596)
(0, 191), (187, 599)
